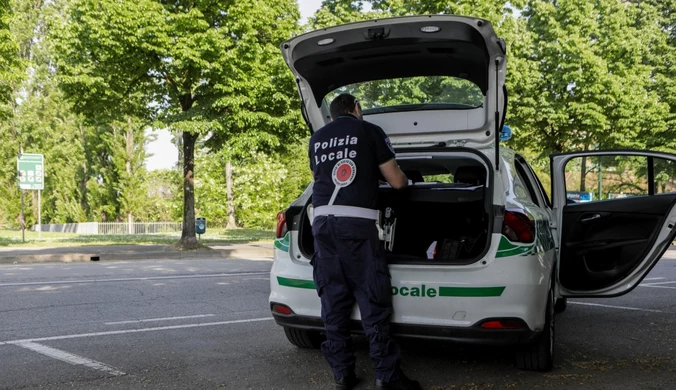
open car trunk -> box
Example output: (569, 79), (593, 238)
(297, 150), (494, 265)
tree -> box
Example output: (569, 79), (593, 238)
(51, 0), (302, 248)
(0, 0), (23, 119)
(0, 0), (21, 227)
(510, 0), (669, 156)
(635, 0), (676, 150)
(12, 77), (88, 224)
(107, 118), (153, 230)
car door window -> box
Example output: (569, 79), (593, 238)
(514, 161), (539, 206)
(515, 155), (551, 208)
(563, 155), (650, 202)
(527, 165), (551, 208)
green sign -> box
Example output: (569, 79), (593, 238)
(17, 153), (44, 190)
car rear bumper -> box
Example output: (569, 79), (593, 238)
(271, 308), (540, 346)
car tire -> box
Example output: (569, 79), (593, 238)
(515, 286), (554, 372)
(283, 326), (324, 349)
(554, 297), (567, 313)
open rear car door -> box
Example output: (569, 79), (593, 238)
(551, 150), (676, 297)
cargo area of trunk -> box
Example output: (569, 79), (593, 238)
(296, 151), (493, 265)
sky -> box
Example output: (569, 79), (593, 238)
(144, 0), (324, 171)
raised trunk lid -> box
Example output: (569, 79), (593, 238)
(281, 15), (507, 148)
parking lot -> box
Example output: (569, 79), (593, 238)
(0, 254), (674, 389)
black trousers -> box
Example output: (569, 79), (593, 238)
(311, 215), (401, 382)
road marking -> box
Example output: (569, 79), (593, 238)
(0, 271), (269, 287)
(640, 285), (676, 290)
(105, 314), (216, 325)
(568, 301), (663, 313)
(12, 341), (125, 376)
(640, 280), (676, 286)
(643, 277), (666, 281)
(0, 317), (274, 346)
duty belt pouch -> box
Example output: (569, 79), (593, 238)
(382, 207), (396, 252)
(376, 210), (385, 240)
(307, 204), (314, 226)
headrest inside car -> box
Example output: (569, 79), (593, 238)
(454, 166), (485, 186)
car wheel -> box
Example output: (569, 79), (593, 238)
(554, 297), (567, 313)
(515, 286), (554, 372)
(283, 326), (324, 349)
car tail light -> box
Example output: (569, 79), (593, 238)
(272, 304), (294, 315)
(502, 210), (534, 243)
(276, 210), (288, 238)
(480, 319), (526, 329)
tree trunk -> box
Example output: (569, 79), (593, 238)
(80, 125), (88, 214)
(180, 131), (199, 248)
(177, 130), (183, 172)
(580, 156), (587, 192)
(126, 117), (134, 235)
(225, 161), (236, 229)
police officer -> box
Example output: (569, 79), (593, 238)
(309, 93), (421, 390)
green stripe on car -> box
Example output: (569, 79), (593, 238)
(496, 236), (535, 258)
(438, 286), (505, 297)
(277, 276), (315, 289)
(274, 233), (290, 252)
(277, 277), (505, 297)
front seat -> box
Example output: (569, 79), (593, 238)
(454, 166), (486, 186)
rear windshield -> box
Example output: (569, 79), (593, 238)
(324, 76), (484, 114)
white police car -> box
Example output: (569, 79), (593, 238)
(269, 15), (676, 372)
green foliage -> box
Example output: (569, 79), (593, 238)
(229, 141), (312, 230)
(106, 118), (153, 222)
(370, 0), (523, 21)
(16, 80), (87, 224)
(327, 76), (484, 110)
(232, 152), (288, 229)
(510, 0), (669, 155)
(194, 147), (229, 224)
(141, 168), (182, 222)
(309, 0), (385, 29)
(0, 0), (24, 119)
(2, 0), (676, 234)
(50, 0), (305, 243)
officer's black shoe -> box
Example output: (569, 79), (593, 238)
(374, 372), (421, 390)
(335, 371), (359, 390)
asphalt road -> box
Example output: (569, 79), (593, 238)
(0, 256), (675, 390)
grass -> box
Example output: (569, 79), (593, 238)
(0, 227), (275, 248)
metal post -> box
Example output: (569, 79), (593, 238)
(21, 190), (25, 243)
(38, 189), (41, 240)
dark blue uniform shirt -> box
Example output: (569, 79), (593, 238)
(309, 115), (395, 210)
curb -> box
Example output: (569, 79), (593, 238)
(0, 248), (274, 265)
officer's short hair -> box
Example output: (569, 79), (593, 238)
(330, 93), (359, 119)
